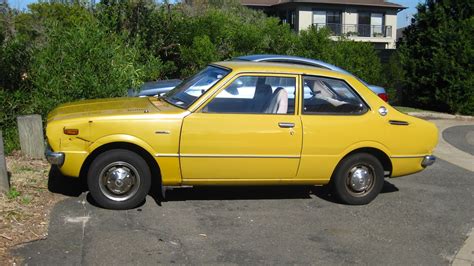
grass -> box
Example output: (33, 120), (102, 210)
(6, 188), (20, 200)
(0, 152), (64, 264)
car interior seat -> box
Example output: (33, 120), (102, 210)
(252, 84), (273, 112)
(265, 87), (288, 114)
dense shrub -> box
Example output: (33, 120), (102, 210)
(30, 18), (160, 115)
(398, 0), (474, 115)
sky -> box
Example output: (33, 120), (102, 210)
(392, 0), (424, 28)
(8, 0), (424, 29)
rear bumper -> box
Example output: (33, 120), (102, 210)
(421, 155), (436, 167)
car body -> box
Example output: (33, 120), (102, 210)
(136, 54), (389, 102)
(46, 61), (437, 209)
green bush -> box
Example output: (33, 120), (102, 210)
(398, 0), (474, 115)
(30, 17), (161, 116)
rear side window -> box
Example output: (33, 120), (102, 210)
(302, 76), (367, 115)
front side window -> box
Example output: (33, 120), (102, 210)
(302, 76), (367, 115)
(204, 75), (296, 114)
(163, 66), (230, 109)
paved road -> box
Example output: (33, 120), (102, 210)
(443, 125), (474, 155)
(14, 122), (474, 265)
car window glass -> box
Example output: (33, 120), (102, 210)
(302, 76), (367, 114)
(204, 75), (296, 114)
(163, 66), (229, 109)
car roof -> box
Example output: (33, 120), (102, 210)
(214, 61), (351, 80)
(234, 54), (351, 75)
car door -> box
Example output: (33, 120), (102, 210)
(179, 73), (302, 182)
(296, 75), (384, 181)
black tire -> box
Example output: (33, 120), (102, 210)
(331, 153), (384, 205)
(87, 149), (151, 210)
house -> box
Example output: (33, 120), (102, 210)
(240, 0), (406, 49)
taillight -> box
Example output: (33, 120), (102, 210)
(378, 93), (388, 102)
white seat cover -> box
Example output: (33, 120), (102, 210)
(265, 88), (288, 114)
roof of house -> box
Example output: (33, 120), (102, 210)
(240, 0), (405, 9)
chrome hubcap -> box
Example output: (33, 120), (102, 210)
(99, 161), (140, 201)
(346, 165), (374, 196)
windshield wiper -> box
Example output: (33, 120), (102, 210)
(162, 95), (186, 109)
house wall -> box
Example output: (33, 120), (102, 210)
(295, 4), (399, 49)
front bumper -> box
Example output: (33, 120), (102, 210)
(421, 155), (436, 167)
(45, 148), (65, 166)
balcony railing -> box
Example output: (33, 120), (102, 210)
(313, 23), (392, 38)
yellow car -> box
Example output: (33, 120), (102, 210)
(45, 61), (438, 209)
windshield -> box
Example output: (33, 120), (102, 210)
(163, 66), (230, 109)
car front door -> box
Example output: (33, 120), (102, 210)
(179, 73), (302, 183)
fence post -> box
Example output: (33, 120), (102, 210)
(0, 130), (9, 193)
(17, 114), (45, 159)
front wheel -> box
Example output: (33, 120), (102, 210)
(87, 149), (151, 210)
(331, 153), (384, 205)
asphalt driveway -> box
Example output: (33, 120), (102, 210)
(13, 121), (474, 265)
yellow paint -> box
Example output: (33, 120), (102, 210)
(45, 61), (438, 186)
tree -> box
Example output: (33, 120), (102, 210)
(398, 0), (474, 115)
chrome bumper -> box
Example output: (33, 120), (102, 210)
(45, 149), (65, 166)
(421, 155), (436, 167)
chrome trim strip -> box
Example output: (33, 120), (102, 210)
(155, 153), (179, 157)
(181, 154), (300, 159)
(155, 153), (300, 158)
(390, 155), (426, 159)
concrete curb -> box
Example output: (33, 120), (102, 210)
(431, 120), (474, 172)
(408, 112), (474, 121)
(452, 228), (474, 265)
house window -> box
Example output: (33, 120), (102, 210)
(371, 13), (384, 37)
(313, 10), (342, 35)
(289, 9), (296, 30)
(358, 12), (385, 37)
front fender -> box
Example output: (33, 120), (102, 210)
(88, 134), (157, 156)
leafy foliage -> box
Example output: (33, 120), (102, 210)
(398, 0), (474, 115)
(29, 18), (158, 115)
(0, 1), (384, 153)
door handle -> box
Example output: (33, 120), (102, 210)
(278, 122), (295, 128)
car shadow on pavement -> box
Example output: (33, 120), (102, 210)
(310, 180), (399, 204)
(47, 166), (87, 197)
(163, 186), (314, 202)
(161, 180), (399, 203)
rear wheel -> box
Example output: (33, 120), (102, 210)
(87, 149), (151, 210)
(332, 153), (384, 205)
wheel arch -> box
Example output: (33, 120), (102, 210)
(338, 147), (393, 177)
(80, 142), (162, 187)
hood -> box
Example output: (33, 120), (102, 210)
(47, 97), (166, 122)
